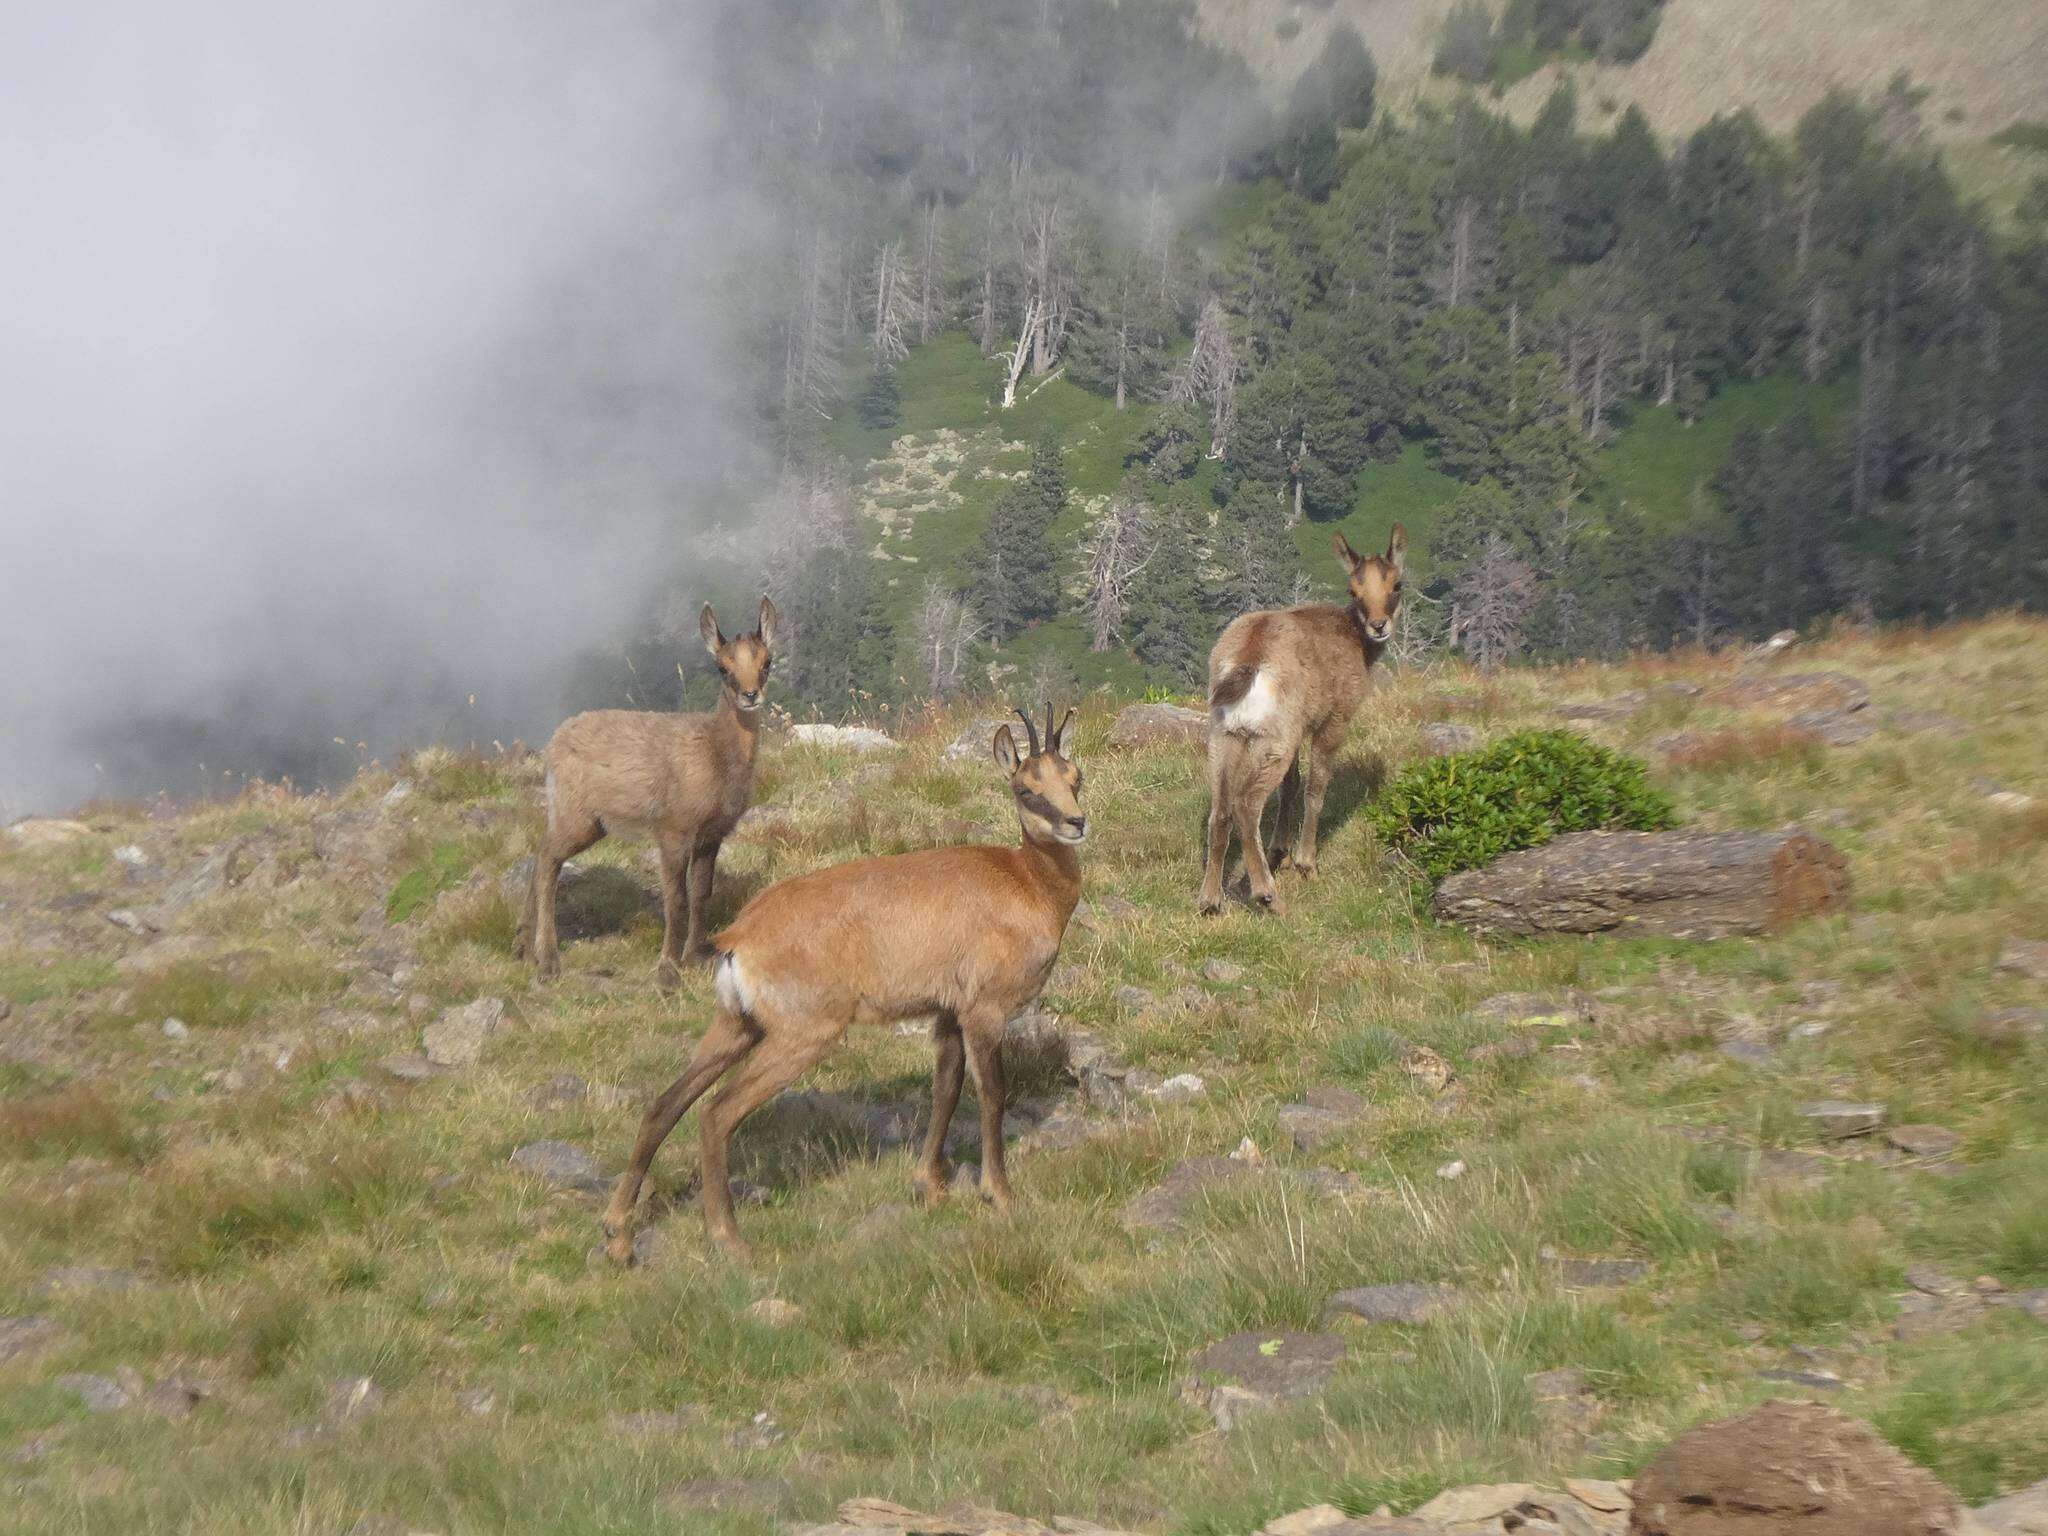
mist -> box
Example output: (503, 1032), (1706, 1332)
(0, 1), (753, 815)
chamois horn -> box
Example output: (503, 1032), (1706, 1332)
(1013, 706), (1041, 757)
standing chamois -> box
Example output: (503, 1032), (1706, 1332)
(521, 598), (777, 988)
(1198, 524), (1405, 914)
(602, 703), (1087, 1262)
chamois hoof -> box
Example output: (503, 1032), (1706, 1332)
(707, 1231), (755, 1265)
(655, 959), (682, 992)
(1196, 893), (1224, 916)
(1253, 889), (1286, 916)
(600, 1221), (637, 1268)
(912, 1167), (953, 1207)
(682, 943), (718, 968)
(535, 955), (561, 982)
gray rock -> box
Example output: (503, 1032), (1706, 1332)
(1759, 1148), (1831, 1185)
(1717, 1037), (1775, 1067)
(1905, 1264), (1967, 1296)
(943, 717), (1007, 761)
(1278, 1102), (1361, 1153)
(0, 1316), (64, 1364)
(1106, 701), (1206, 750)
(1419, 722), (1480, 756)
(1188, 1329), (1345, 1401)
(788, 723), (899, 753)
(1972, 1478), (2048, 1535)
(324, 1376), (384, 1422)
(1142, 1072), (1207, 1104)
(376, 1052), (443, 1083)
(1995, 938), (2048, 982)
(422, 996), (507, 1067)
(1113, 985), (1157, 1013)
(105, 908), (157, 936)
(1893, 1295), (1979, 1342)
(161, 1017), (190, 1040)
(1789, 707), (1876, 746)
(55, 1373), (130, 1413)
(1756, 1367), (1843, 1391)
(1202, 957), (1245, 984)
(1323, 1282), (1458, 1325)
(509, 1140), (608, 1194)
(1552, 1256), (1651, 1289)
(1472, 991), (1596, 1027)
(1469, 1034), (1541, 1063)
(1799, 1100), (1885, 1138)
(456, 1386), (497, 1417)
(1303, 1083), (1368, 1115)
(112, 844), (149, 869)
(726, 1410), (786, 1451)
(530, 1073), (589, 1108)
(1885, 1124), (1962, 1160)
(1971, 1007), (2048, 1045)
(1119, 1156), (1360, 1232)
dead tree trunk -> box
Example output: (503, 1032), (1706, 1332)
(1432, 828), (1850, 939)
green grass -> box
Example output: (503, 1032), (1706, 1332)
(1596, 371), (1859, 530)
(4, 622), (2047, 1532)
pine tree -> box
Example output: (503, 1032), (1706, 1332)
(962, 434), (1065, 644)
(1228, 346), (1374, 524)
(1128, 506), (1220, 687)
(857, 365), (901, 430)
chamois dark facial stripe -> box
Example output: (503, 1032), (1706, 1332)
(1019, 789), (1064, 822)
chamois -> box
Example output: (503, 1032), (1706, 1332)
(521, 598), (777, 988)
(602, 703), (1087, 1262)
(1198, 524), (1405, 914)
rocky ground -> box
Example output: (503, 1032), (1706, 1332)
(2, 619), (2045, 1534)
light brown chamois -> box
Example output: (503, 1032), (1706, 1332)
(1197, 523), (1405, 914)
(521, 597), (777, 988)
(602, 703), (1087, 1262)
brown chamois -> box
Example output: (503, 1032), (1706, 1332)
(1197, 524), (1405, 914)
(601, 703), (1087, 1262)
(520, 597), (777, 988)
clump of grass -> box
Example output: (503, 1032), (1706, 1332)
(1662, 722), (1824, 774)
(123, 950), (342, 1031)
(429, 883), (520, 955)
(407, 745), (518, 804)
(0, 1083), (155, 1163)
(387, 839), (477, 921)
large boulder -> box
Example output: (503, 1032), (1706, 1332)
(789, 723), (900, 753)
(1628, 1400), (1959, 1536)
(1107, 702), (1206, 750)
(1434, 827), (1849, 941)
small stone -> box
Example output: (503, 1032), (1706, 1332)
(456, 1387), (497, 1417)
(1995, 938), (2048, 981)
(105, 909), (157, 936)
(113, 845), (149, 868)
(1204, 1382), (1272, 1433)
(1277, 1103), (1359, 1152)
(422, 997), (507, 1068)
(35, 1266), (139, 1297)
(1435, 1159), (1466, 1180)
(1884, 1124), (1961, 1160)
(1412, 1484), (1537, 1523)
(1798, 1100), (1885, 1138)
(1201, 958), (1245, 983)
(1473, 990), (1596, 1028)
(726, 1410), (786, 1451)
(1717, 1038), (1774, 1066)
(1789, 1020), (1831, 1041)
(1905, 1264), (1966, 1295)
(529, 1073), (589, 1108)
(1113, 985), (1156, 1013)
(161, 1017), (190, 1040)
(744, 1298), (804, 1328)
(1554, 1256), (1651, 1289)
(1527, 1366), (1586, 1399)
(1400, 1045), (1454, 1094)
(1324, 1282), (1458, 1326)
(508, 1140), (608, 1194)
(55, 1373), (131, 1413)
(377, 1053), (442, 1083)
(1143, 1072), (1207, 1103)
(1756, 1367), (1843, 1390)
(325, 1376), (383, 1421)
(1230, 1137), (1263, 1164)
(1419, 722), (1480, 756)
(1974, 1275), (2006, 1295)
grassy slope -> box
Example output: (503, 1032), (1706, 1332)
(4, 621), (2047, 1534)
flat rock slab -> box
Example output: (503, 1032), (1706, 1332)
(1708, 672), (1871, 716)
(1800, 1101), (1885, 1138)
(423, 997), (507, 1068)
(1472, 990), (1597, 1027)
(789, 723), (900, 752)
(55, 1373), (131, 1413)
(1278, 1103), (1364, 1152)
(1972, 1477), (2048, 1535)
(1188, 1330), (1345, 1400)
(1884, 1124), (1962, 1159)
(1324, 1282), (1459, 1325)
(0, 1316), (65, 1364)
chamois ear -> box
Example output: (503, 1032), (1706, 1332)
(698, 603), (724, 656)
(1332, 530), (1362, 572)
(756, 596), (778, 650)
(993, 724), (1022, 775)
(1050, 706), (1076, 755)
(1386, 522), (1408, 572)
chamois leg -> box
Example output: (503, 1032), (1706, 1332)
(530, 814), (602, 980)
(914, 1014), (965, 1206)
(1233, 745), (1292, 913)
(680, 836), (723, 968)
(962, 1019), (1014, 1211)
(654, 833), (689, 991)
(1267, 757), (1302, 872)
(1291, 723), (1345, 877)
(602, 1006), (758, 1265)
(696, 1025), (837, 1259)
(1196, 746), (1233, 915)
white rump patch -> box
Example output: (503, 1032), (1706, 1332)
(1217, 670), (1280, 737)
(714, 951), (754, 1016)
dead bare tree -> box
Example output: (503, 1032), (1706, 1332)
(868, 242), (913, 365)
(1079, 489), (1156, 651)
(997, 295), (1043, 409)
(913, 580), (983, 698)
(1450, 535), (1538, 674)
(1166, 295), (1238, 459)
(782, 224), (841, 440)
(915, 200), (947, 344)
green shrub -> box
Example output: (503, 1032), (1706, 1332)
(1370, 728), (1675, 882)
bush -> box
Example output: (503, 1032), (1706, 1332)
(1370, 728), (1675, 881)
